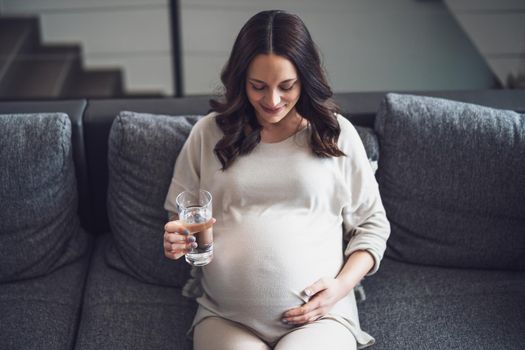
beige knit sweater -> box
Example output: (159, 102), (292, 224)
(164, 112), (390, 348)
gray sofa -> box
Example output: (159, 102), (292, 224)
(1, 90), (524, 350)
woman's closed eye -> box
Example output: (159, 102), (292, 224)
(279, 84), (294, 91)
(250, 83), (295, 92)
(251, 84), (265, 91)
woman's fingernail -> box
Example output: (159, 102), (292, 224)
(183, 229), (190, 235)
(191, 242), (198, 249)
(304, 289), (312, 296)
(188, 236), (196, 242)
(281, 319), (288, 324)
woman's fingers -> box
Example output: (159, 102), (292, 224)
(163, 240), (193, 252)
(172, 251), (185, 260)
(164, 217), (216, 234)
(164, 221), (189, 234)
(164, 232), (195, 244)
(163, 231), (198, 260)
(281, 277), (347, 325)
(163, 218), (215, 260)
(184, 217), (216, 233)
(282, 306), (323, 325)
(164, 243), (195, 259)
(281, 279), (327, 323)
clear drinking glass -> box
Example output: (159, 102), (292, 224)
(175, 189), (213, 266)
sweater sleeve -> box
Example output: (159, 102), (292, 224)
(339, 116), (390, 276)
(163, 116), (207, 215)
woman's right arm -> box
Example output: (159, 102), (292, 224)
(163, 115), (217, 260)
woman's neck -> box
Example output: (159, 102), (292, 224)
(259, 110), (307, 143)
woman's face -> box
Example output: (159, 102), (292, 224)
(245, 54), (301, 127)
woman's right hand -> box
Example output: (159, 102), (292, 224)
(163, 218), (216, 260)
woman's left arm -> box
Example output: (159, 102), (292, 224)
(281, 249), (374, 325)
(282, 117), (390, 325)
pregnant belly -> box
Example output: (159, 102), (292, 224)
(200, 216), (344, 335)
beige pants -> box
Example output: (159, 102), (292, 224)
(193, 316), (357, 350)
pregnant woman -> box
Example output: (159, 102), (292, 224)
(163, 10), (390, 350)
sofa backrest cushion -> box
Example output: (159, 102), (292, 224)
(0, 113), (89, 282)
(355, 126), (379, 162)
(375, 93), (525, 270)
(106, 111), (201, 287)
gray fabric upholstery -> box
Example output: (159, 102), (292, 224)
(375, 94), (525, 269)
(355, 125), (379, 161)
(106, 111), (201, 287)
(0, 250), (91, 350)
(0, 113), (89, 282)
(359, 257), (525, 350)
(1, 92), (525, 350)
(76, 236), (196, 350)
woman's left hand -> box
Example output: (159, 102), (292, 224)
(281, 277), (351, 325)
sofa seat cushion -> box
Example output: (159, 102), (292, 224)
(359, 257), (525, 350)
(0, 248), (91, 350)
(375, 93), (525, 269)
(75, 235), (197, 350)
(0, 113), (89, 282)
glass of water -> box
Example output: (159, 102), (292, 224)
(175, 189), (213, 266)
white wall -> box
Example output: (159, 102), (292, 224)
(180, 0), (495, 94)
(444, 0), (525, 86)
(1, 0), (499, 95)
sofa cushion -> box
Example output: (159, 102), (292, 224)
(375, 94), (525, 269)
(0, 248), (91, 350)
(0, 113), (89, 282)
(76, 236), (196, 350)
(355, 125), (379, 162)
(359, 257), (525, 350)
(106, 111), (201, 287)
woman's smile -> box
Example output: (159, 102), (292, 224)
(261, 104), (286, 115)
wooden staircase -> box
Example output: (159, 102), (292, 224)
(0, 17), (161, 100)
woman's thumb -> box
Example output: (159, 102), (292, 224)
(303, 278), (327, 298)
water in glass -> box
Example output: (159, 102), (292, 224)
(180, 205), (213, 266)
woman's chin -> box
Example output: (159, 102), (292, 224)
(258, 108), (289, 123)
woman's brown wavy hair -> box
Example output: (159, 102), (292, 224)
(211, 10), (345, 170)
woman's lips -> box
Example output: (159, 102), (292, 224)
(261, 105), (285, 115)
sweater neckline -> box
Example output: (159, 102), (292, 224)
(258, 123), (309, 147)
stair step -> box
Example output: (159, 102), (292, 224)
(0, 17), (40, 92)
(0, 17), (159, 99)
(3, 58), (75, 99)
(0, 45), (82, 99)
(37, 44), (81, 58)
(64, 69), (124, 98)
(0, 17), (39, 56)
(41, 45), (84, 96)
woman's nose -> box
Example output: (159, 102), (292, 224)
(265, 89), (281, 107)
